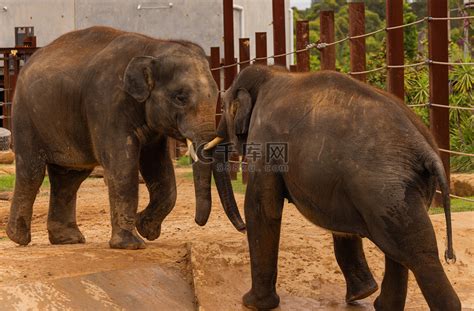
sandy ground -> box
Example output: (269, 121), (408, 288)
(0, 166), (473, 310)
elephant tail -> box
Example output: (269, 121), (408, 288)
(424, 151), (456, 264)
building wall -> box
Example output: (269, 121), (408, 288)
(0, 0), (292, 63)
(0, 0), (75, 47)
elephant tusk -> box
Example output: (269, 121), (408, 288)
(203, 136), (224, 150)
(186, 138), (199, 162)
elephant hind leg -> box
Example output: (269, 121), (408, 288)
(356, 187), (461, 310)
(332, 234), (378, 303)
(47, 164), (92, 244)
(7, 153), (46, 245)
(373, 255), (408, 311)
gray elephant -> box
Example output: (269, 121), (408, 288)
(7, 26), (244, 250)
(219, 65), (460, 310)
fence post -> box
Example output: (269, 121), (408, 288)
(386, 0), (405, 100)
(210, 47), (222, 125)
(348, 0), (366, 82)
(223, 0), (238, 179)
(272, 0), (287, 67)
(239, 38), (250, 71)
(2, 53), (9, 129)
(255, 32), (268, 65)
(296, 20), (310, 72)
(320, 11), (336, 71)
(238, 39), (250, 184)
(428, 0), (450, 194)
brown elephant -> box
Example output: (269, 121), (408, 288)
(7, 26), (244, 250)
(217, 65), (460, 310)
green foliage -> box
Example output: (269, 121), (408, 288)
(429, 197), (474, 214)
(0, 175), (49, 191)
(295, 1), (474, 173)
(176, 155), (191, 167)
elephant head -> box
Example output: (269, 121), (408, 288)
(208, 65), (276, 156)
(123, 45), (245, 233)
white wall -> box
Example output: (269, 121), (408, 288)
(0, 0), (75, 47)
(0, 0), (292, 64)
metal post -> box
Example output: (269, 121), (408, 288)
(386, 0), (404, 100)
(296, 20), (310, 72)
(239, 38), (250, 71)
(348, 0), (366, 82)
(272, 0), (287, 67)
(320, 11), (336, 71)
(255, 32), (268, 65)
(428, 0), (450, 188)
(223, 0), (237, 90)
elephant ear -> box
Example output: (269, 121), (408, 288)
(123, 56), (156, 103)
(234, 88), (253, 136)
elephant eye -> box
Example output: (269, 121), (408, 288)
(173, 91), (189, 107)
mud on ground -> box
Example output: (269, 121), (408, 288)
(0, 167), (473, 310)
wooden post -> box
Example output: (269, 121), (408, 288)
(239, 38), (250, 71)
(223, 0), (238, 179)
(255, 32), (268, 65)
(223, 0), (237, 90)
(2, 53), (10, 129)
(428, 0), (450, 194)
(272, 0), (287, 67)
(210, 47), (222, 125)
(348, 0), (366, 82)
(239, 38), (250, 184)
(296, 20), (310, 72)
(386, 0), (405, 100)
(320, 11), (336, 71)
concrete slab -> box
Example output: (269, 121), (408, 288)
(0, 266), (195, 311)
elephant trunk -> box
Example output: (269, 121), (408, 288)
(212, 149), (246, 232)
(190, 136), (245, 232)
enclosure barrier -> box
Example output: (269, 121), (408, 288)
(210, 0), (473, 205)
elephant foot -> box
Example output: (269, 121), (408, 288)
(6, 218), (31, 246)
(346, 277), (378, 303)
(109, 229), (146, 250)
(136, 210), (162, 241)
(243, 289), (280, 310)
(374, 296), (404, 311)
(48, 223), (86, 245)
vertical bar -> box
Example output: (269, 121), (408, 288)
(2, 53), (9, 129)
(239, 38), (250, 71)
(210, 47), (222, 125)
(428, 0), (450, 189)
(272, 0), (287, 67)
(255, 32), (268, 65)
(320, 11), (336, 71)
(386, 0), (404, 100)
(223, 0), (237, 89)
(296, 20), (310, 72)
(4, 54), (17, 131)
(348, 0), (366, 82)
(239, 39), (250, 184)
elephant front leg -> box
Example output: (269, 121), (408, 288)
(136, 137), (177, 241)
(102, 142), (145, 250)
(243, 173), (284, 310)
(332, 234), (378, 302)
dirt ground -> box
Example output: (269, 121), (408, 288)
(0, 166), (473, 310)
